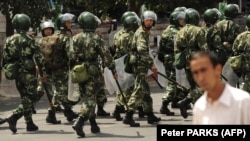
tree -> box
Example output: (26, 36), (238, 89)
(0, 0), (51, 36)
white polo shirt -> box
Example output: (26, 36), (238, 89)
(193, 83), (250, 124)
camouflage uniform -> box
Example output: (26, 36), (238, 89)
(175, 23), (206, 118)
(49, 30), (78, 121)
(232, 30), (250, 93)
(216, 19), (240, 66)
(71, 32), (116, 135)
(4, 31), (46, 132)
(159, 25), (186, 115)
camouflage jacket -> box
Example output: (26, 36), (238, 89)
(49, 30), (70, 69)
(113, 29), (134, 59)
(199, 25), (223, 52)
(112, 28), (125, 54)
(131, 26), (153, 68)
(3, 32), (46, 74)
(159, 25), (179, 55)
(176, 24), (208, 68)
(216, 19), (240, 52)
(232, 30), (250, 55)
(72, 32), (116, 74)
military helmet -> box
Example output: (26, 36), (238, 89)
(141, 10), (157, 26)
(123, 15), (139, 31)
(12, 13), (31, 32)
(184, 8), (200, 26)
(56, 13), (76, 29)
(121, 11), (138, 25)
(204, 9), (220, 25)
(78, 11), (99, 32)
(224, 4), (239, 19)
(40, 21), (55, 36)
(169, 11), (185, 26)
(173, 7), (187, 12)
(246, 15), (250, 29)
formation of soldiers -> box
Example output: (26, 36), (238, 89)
(0, 3), (249, 138)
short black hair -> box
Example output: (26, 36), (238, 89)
(189, 51), (221, 68)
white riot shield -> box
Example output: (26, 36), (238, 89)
(175, 68), (190, 88)
(154, 55), (168, 87)
(68, 72), (80, 102)
(222, 60), (239, 87)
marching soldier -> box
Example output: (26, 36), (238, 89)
(112, 15), (140, 121)
(3, 14), (47, 133)
(232, 15), (250, 93)
(71, 11), (118, 137)
(216, 4), (240, 66)
(123, 10), (161, 127)
(175, 8), (207, 118)
(158, 10), (186, 116)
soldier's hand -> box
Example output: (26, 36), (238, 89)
(35, 65), (39, 73)
(40, 75), (47, 83)
(223, 42), (230, 47)
(113, 73), (118, 80)
(151, 65), (157, 74)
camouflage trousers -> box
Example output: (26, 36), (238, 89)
(13, 72), (42, 123)
(185, 69), (203, 103)
(51, 68), (76, 111)
(162, 65), (185, 102)
(78, 70), (103, 119)
(96, 82), (108, 106)
(116, 85), (134, 106)
(127, 67), (153, 113)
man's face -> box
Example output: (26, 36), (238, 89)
(65, 21), (72, 30)
(178, 18), (185, 26)
(190, 56), (222, 91)
(43, 28), (53, 36)
(144, 19), (154, 28)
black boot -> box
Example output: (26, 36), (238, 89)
(123, 111), (140, 127)
(160, 101), (175, 116)
(137, 106), (145, 118)
(64, 108), (79, 122)
(171, 98), (180, 108)
(147, 112), (161, 124)
(120, 106), (126, 113)
(26, 120), (39, 131)
(55, 106), (64, 112)
(89, 115), (100, 133)
(177, 98), (192, 119)
(97, 104), (110, 117)
(0, 118), (6, 125)
(6, 113), (23, 134)
(46, 110), (61, 124)
(72, 116), (86, 137)
(112, 105), (123, 121)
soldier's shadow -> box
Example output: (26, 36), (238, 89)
(85, 132), (145, 138)
(21, 130), (74, 134)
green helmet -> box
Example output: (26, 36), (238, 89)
(123, 15), (139, 31)
(184, 8), (200, 26)
(169, 11), (185, 26)
(141, 10), (157, 26)
(56, 13), (76, 30)
(12, 13), (31, 32)
(224, 4), (239, 19)
(246, 15), (250, 29)
(121, 11), (138, 25)
(204, 9), (220, 25)
(173, 7), (187, 12)
(78, 11), (99, 32)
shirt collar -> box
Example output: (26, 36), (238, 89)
(204, 83), (232, 107)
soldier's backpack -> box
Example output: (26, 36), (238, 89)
(39, 35), (62, 69)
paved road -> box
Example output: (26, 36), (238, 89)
(0, 81), (193, 141)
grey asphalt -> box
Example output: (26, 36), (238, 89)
(0, 81), (193, 141)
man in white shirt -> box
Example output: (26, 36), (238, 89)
(189, 51), (250, 124)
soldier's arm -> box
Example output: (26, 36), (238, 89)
(197, 29), (208, 52)
(98, 38), (116, 74)
(32, 40), (47, 76)
(232, 34), (242, 56)
(71, 34), (84, 67)
(136, 32), (153, 67)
